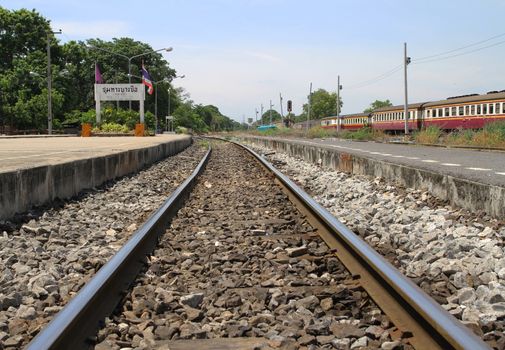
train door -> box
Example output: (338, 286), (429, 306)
(417, 109), (423, 130)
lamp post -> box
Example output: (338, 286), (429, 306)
(47, 29), (62, 134)
(128, 74), (184, 133)
(166, 75), (185, 133)
(153, 78), (169, 134)
(86, 45), (173, 110)
(31, 68), (68, 133)
(167, 88), (171, 132)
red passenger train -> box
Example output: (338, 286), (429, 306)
(321, 91), (505, 132)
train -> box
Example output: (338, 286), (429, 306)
(321, 91), (505, 132)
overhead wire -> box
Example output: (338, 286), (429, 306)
(412, 38), (505, 65)
(346, 64), (402, 89)
(412, 31), (505, 62)
(345, 31), (505, 89)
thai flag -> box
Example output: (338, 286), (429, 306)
(141, 63), (154, 95)
(95, 62), (104, 84)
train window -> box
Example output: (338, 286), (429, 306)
(497, 103), (501, 114)
(459, 106), (464, 116)
(477, 105), (481, 115)
(483, 104), (487, 114)
(465, 106), (469, 115)
(489, 104), (494, 114)
(470, 105), (475, 115)
(451, 107), (456, 116)
(444, 108), (449, 117)
(502, 103), (505, 113)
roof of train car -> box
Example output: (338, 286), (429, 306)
(321, 112), (369, 120)
(374, 102), (426, 112)
(423, 91), (505, 107)
(317, 91), (505, 121)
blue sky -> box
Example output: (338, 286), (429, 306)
(2, 0), (505, 122)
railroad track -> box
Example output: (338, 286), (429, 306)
(27, 139), (489, 350)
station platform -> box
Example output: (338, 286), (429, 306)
(0, 135), (192, 220)
(241, 136), (505, 219)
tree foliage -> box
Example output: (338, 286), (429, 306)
(297, 88), (342, 122)
(364, 99), (393, 113)
(0, 6), (240, 133)
(260, 109), (281, 124)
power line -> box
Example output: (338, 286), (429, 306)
(412, 38), (505, 65)
(413, 31), (505, 62)
(345, 32), (505, 90)
(346, 64), (402, 89)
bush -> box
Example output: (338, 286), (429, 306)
(175, 126), (189, 134)
(100, 122), (130, 133)
(414, 126), (442, 144)
(64, 109), (96, 126)
(307, 126), (337, 138)
(341, 127), (375, 141)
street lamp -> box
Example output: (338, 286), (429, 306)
(47, 29), (62, 134)
(153, 78), (169, 134)
(30, 68), (68, 132)
(128, 74), (185, 133)
(86, 44), (173, 109)
(166, 75), (185, 133)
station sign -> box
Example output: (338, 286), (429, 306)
(94, 84), (144, 101)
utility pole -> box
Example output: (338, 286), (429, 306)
(279, 93), (284, 120)
(255, 108), (259, 125)
(269, 100), (273, 125)
(261, 104), (264, 125)
(336, 75), (341, 132)
(404, 42), (411, 135)
(47, 29), (62, 135)
(307, 82), (313, 130)
(155, 85), (158, 133)
(167, 88), (171, 132)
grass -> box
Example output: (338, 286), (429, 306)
(341, 127), (378, 141)
(414, 126), (442, 144)
(418, 122), (505, 149)
(229, 121), (505, 149)
(306, 126), (338, 139)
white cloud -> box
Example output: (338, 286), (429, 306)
(245, 51), (282, 63)
(52, 20), (130, 39)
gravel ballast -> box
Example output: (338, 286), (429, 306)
(96, 142), (411, 350)
(249, 142), (505, 349)
(0, 142), (208, 349)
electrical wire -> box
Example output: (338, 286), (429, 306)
(346, 64), (402, 89)
(345, 31), (505, 90)
(412, 38), (505, 65)
(413, 31), (505, 62)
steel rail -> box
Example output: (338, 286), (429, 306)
(232, 140), (489, 350)
(27, 146), (211, 350)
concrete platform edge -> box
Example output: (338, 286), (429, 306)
(0, 136), (192, 220)
(241, 136), (505, 219)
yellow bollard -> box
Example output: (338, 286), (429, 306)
(81, 123), (92, 137)
(135, 123), (145, 137)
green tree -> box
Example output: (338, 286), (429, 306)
(364, 99), (393, 113)
(0, 6), (235, 134)
(260, 109), (281, 124)
(300, 88), (342, 121)
(0, 8), (50, 71)
(173, 102), (207, 132)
